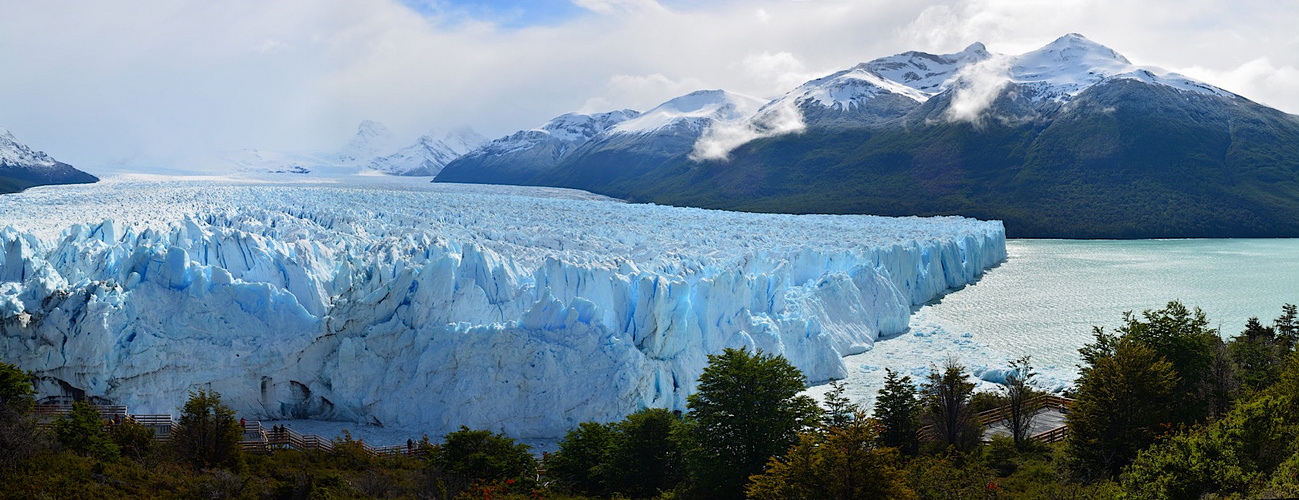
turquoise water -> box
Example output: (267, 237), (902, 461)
(818, 238), (1299, 406)
(930, 239), (1299, 375)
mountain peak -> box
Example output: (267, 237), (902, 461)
(1, 127), (58, 168)
(658, 89), (745, 113)
(338, 120), (396, 163)
(612, 90), (765, 135)
(962, 42), (988, 56)
(859, 44), (990, 96)
(356, 119), (389, 136)
(1031, 33), (1130, 65)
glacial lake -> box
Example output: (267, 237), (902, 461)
(819, 238), (1299, 406)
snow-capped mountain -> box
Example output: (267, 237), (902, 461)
(336, 120), (397, 164)
(865, 42), (992, 96)
(1000, 33), (1234, 103)
(370, 128), (487, 176)
(478, 109), (640, 157)
(439, 92), (775, 186)
(228, 121), (483, 176)
(608, 90), (766, 135)
(436, 110), (638, 184)
(781, 41), (992, 112)
(756, 43), (991, 129)
(1, 128), (59, 168)
(0, 128), (98, 193)
(435, 33), (1299, 238)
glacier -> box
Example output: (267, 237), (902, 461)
(0, 176), (1005, 439)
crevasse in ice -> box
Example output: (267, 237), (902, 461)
(0, 179), (1005, 439)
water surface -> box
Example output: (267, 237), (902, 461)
(823, 238), (1299, 406)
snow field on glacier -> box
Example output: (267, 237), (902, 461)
(0, 176), (1005, 439)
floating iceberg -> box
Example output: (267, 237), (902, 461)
(0, 177), (1005, 439)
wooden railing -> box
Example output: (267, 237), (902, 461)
(917, 395), (1074, 443)
(132, 414), (175, 440)
(31, 401), (425, 458)
(1032, 425), (1069, 443)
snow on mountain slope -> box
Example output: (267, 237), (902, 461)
(1, 128), (99, 192)
(864, 42), (992, 97)
(472, 110), (640, 158)
(225, 121), (397, 176)
(370, 128), (487, 176)
(0, 178), (1004, 439)
(1, 128), (58, 168)
(785, 70), (928, 110)
(1002, 33), (1235, 102)
(229, 121), (487, 177)
(224, 149), (320, 175)
(336, 120), (397, 164)
(610, 90), (766, 135)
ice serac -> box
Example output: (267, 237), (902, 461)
(0, 180), (1005, 439)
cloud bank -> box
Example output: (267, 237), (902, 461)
(943, 57), (1012, 125)
(691, 99), (806, 161)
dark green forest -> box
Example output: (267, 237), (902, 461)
(2, 302), (1297, 499)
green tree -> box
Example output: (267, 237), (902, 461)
(687, 347), (820, 500)
(607, 408), (687, 498)
(747, 412), (916, 500)
(1233, 308), (1299, 393)
(821, 381), (858, 430)
(1067, 337), (1178, 479)
(110, 417), (155, 461)
(549, 421), (615, 496)
(1108, 301), (1227, 422)
(1275, 304), (1298, 351)
(429, 426), (536, 488)
(874, 368), (920, 455)
(54, 401), (120, 461)
(1123, 355), (1299, 499)
(174, 389), (243, 470)
(0, 362), (38, 470)
(920, 359), (980, 451)
(1000, 356), (1039, 447)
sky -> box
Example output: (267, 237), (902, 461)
(2, 0), (1296, 172)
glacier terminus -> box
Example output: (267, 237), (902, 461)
(0, 177), (1005, 439)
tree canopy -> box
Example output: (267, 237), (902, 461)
(920, 359), (980, 451)
(174, 389), (243, 470)
(687, 347), (820, 500)
(1068, 337), (1178, 479)
(874, 368), (920, 455)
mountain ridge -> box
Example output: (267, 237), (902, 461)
(434, 34), (1299, 238)
(0, 128), (99, 194)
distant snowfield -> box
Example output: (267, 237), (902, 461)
(1, 175), (1004, 440)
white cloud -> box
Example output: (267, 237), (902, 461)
(598, 73), (711, 111)
(572, 0), (661, 15)
(1175, 58), (1299, 112)
(691, 100), (806, 161)
(943, 56), (1011, 125)
(734, 51), (827, 98)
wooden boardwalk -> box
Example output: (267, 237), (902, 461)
(918, 394), (1073, 443)
(32, 403), (423, 457)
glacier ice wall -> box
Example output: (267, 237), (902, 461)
(0, 178), (1005, 438)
